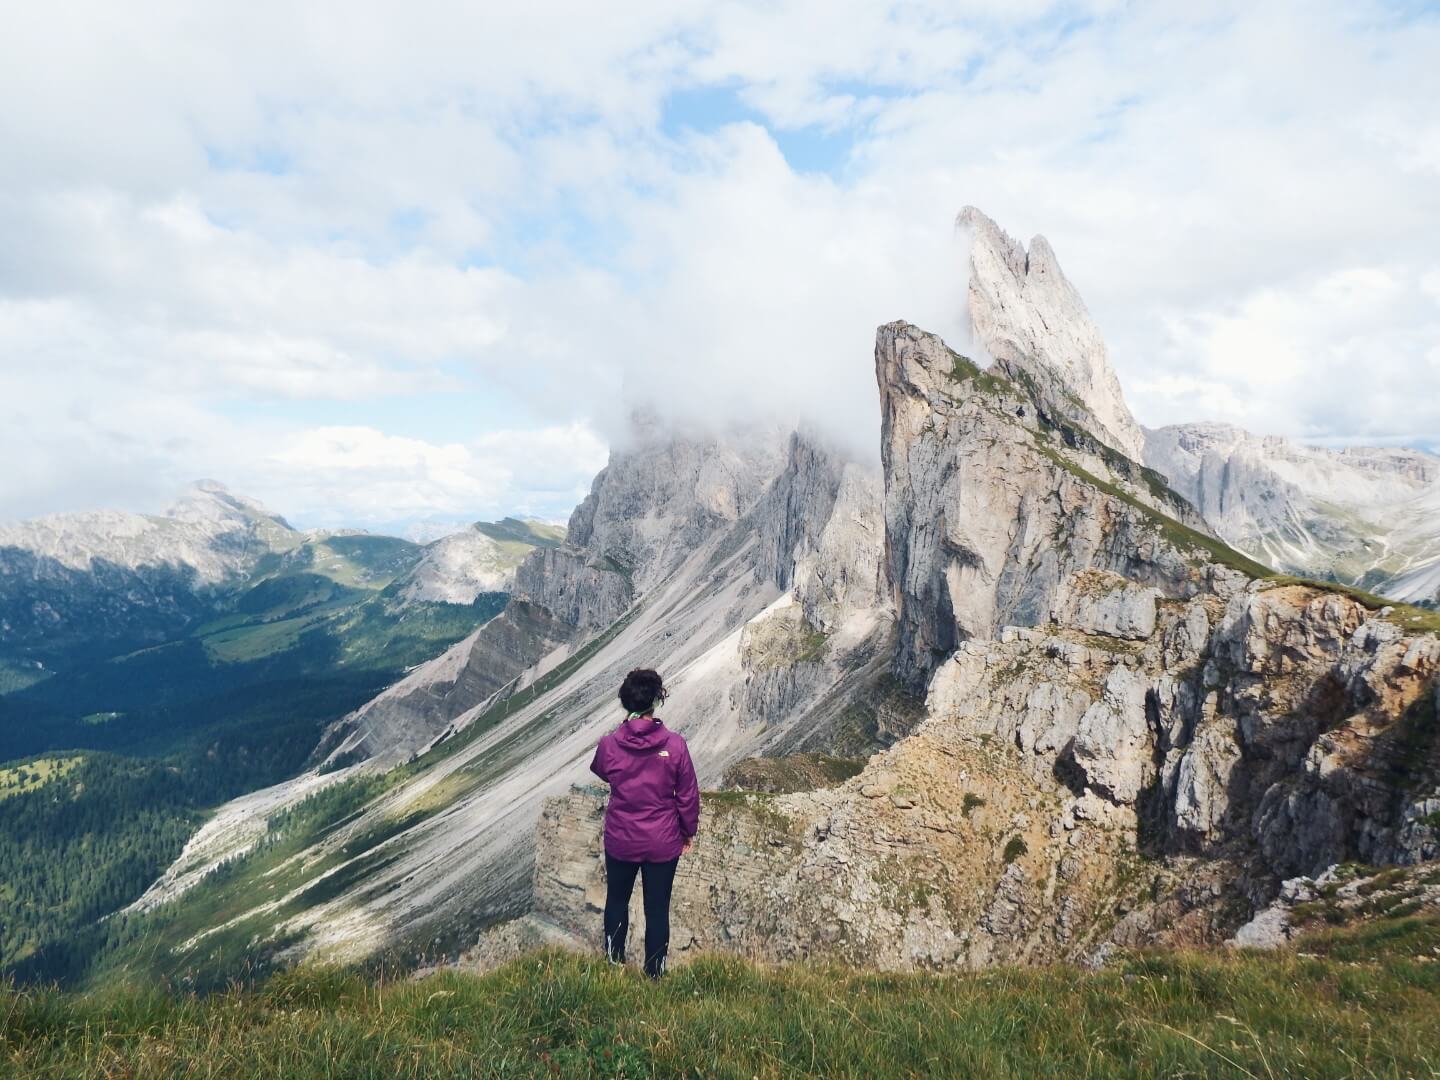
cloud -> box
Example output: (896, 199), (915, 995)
(257, 423), (608, 531)
(1, 1), (1437, 528)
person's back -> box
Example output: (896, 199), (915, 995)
(589, 668), (699, 977)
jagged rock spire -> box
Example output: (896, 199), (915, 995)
(958, 206), (1146, 462)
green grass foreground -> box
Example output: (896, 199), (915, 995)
(4, 917), (1440, 1078)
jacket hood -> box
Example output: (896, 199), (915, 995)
(614, 715), (669, 752)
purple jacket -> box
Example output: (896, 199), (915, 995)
(589, 715), (700, 862)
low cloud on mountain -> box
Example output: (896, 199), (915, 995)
(2, 2), (1437, 527)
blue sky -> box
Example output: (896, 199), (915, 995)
(1, 1), (1438, 531)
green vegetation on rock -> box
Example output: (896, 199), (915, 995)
(1261, 576), (1440, 636)
(721, 752), (865, 794)
(945, 346), (1014, 397)
(473, 517), (566, 549)
(1032, 437), (1275, 580)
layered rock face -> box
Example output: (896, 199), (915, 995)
(877, 320), (1216, 692)
(1145, 423), (1440, 605)
(567, 428), (788, 594)
(313, 429), (786, 769)
(959, 207), (1146, 462)
(396, 518), (564, 604)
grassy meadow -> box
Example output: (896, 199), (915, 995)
(3, 914), (1439, 1078)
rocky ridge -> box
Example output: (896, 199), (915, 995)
(1144, 422), (1440, 605)
(959, 207), (1146, 463)
(396, 518), (565, 604)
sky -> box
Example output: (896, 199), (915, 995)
(2, 1), (1438, 534)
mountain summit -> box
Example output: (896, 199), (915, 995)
(958, 206), (1146, 461)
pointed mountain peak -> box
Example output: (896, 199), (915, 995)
(166, 480), (294, 533)
(956, 207), (1145, 462)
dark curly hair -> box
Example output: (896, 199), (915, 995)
(619, 668), (668, 715)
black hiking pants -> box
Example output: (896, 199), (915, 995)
(602, 853), (679, 978)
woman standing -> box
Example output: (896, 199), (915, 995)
(588, 668), (700, 978)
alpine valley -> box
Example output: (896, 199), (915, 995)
(4, 208), (1437, 993)
(0, 493), (560, 976)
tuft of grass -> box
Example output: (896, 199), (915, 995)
(945, 347), (1015, 397)
(962, 793), (986, 816)
(6, 915), (1440, 1078)
(722, 753), (865, 794)
(1003, 835), (1028, 863)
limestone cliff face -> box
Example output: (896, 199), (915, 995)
(960, 207), (1145, 462)
(511, 547), (633, 632)
(397, 519), (564, 604)
(311, 432), (763, 770)
(877, 320), (1215, 693)
(567, 428), (787, 594)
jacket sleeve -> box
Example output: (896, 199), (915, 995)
(589, 739), (609, 783)
(674, 740), (700, 839)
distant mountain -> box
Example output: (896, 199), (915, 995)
(1144, 423), (1440, 605)
(0, 488), (557, 978)
(397, 518), (566, 604)
(0, 486), (567, 683)
(0, 482), (300, 677)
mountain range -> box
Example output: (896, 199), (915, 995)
(1144, 423), (1440, 604)
(0, 495), (560, 975)
(2, 207), (1436, 988)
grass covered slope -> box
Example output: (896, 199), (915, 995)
(0, 575), (506, 984)
(5, 916), (1440, 1078)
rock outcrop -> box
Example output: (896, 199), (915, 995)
(877, 319), (1220, 692)
(525, 504), (1438, 970)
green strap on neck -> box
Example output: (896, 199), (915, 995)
(626, 709), (653, 720)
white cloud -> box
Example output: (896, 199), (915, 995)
(1, 1), (1437, 528)
(257, 423), (608, 531)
